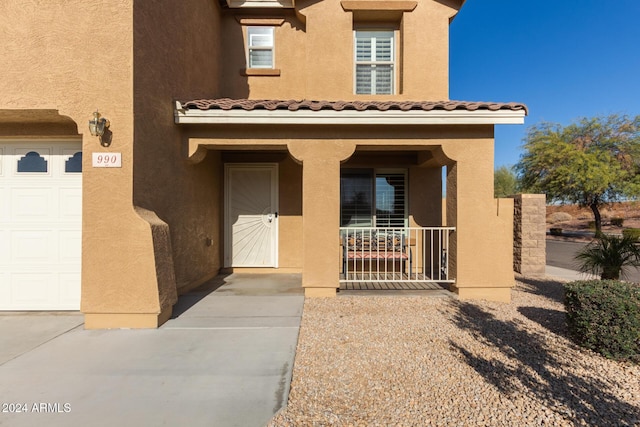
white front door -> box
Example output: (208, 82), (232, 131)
(0, 141), (82, 310)
(224, 164), (278, 268)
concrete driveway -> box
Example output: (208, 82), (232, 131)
(0, 274), (303, 427)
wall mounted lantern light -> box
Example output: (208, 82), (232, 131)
(88, 110), (110, 145)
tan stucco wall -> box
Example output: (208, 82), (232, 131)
(1, 0), (228, 327)
(220, 11), (306, 99)
(277, 156), (303, 269)
(409, 167), (443, 226)
(0, 1), (175, 327)
(132, 1), (224, 294)
(220, 0), (458, 100)
(443, 135), (515, 302)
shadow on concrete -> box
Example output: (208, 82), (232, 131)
(171, 273), (304, 320)
(171, 274), (231, 318)
(448, 300), (640, 426)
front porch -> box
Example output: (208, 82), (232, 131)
(176, 99), (522, 302)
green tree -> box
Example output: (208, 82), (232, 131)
(516, 115), (640, 233)
(494, 165), (518, 197)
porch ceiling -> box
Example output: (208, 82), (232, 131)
(174, 99), (527, 125)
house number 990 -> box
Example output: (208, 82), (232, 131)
(92, 152), (122, 168)
(95, 154), (117, 164)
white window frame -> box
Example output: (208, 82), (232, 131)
(354, 30), (396, 95)
(247, 26), (275, 69)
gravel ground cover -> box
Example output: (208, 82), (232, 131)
(268, 278), (640, 426)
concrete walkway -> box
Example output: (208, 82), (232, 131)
(0, 273), (303, 427)
(545, 265), (597, 281)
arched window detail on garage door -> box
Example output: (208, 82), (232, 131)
(17, 151), (48, 173)
(65, 152), (82, 173)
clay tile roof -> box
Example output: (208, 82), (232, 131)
(179, 98), (528, 115)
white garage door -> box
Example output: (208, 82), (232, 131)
(0, 141), (82, 310)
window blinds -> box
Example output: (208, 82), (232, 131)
(340, 169), (406, 227)
(248, 27), (274, 69)
(355, 31), (394, 95)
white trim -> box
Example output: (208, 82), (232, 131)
(175, 102), (526, 125)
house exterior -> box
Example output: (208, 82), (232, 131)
(0, 0), (526, 328)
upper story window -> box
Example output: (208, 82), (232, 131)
(354, 30), (395, 95)
(247, 26), (274, 69)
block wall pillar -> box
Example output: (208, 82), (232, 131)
(513, 194), (546, 277)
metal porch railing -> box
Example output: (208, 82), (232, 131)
(340, 227), (455, 283)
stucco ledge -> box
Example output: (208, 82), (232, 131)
(452, 286), (512, 303)
(84, 307), (173, 329)
(304, 288), (337, 298)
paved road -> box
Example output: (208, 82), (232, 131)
(547, 239), (640, 283)
(546, 240), (585, 271)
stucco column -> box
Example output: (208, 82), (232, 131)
(288, 140), (356, 297)
(444, 139), (515, 302)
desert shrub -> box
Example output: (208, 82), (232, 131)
(548, 212), (572, 223)
(623, 228), (640, 240)
(611, 217), (625, 227)
(564, 280), (640, 362)
(549, 227), (563, 236)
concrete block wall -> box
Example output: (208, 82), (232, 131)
(513, 194), (546, 277)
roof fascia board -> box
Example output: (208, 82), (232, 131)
(174, 105), (525, 125)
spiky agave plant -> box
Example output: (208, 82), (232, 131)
(575, 234), (640, 280)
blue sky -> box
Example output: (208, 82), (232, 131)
(449, 0), (640, 169)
